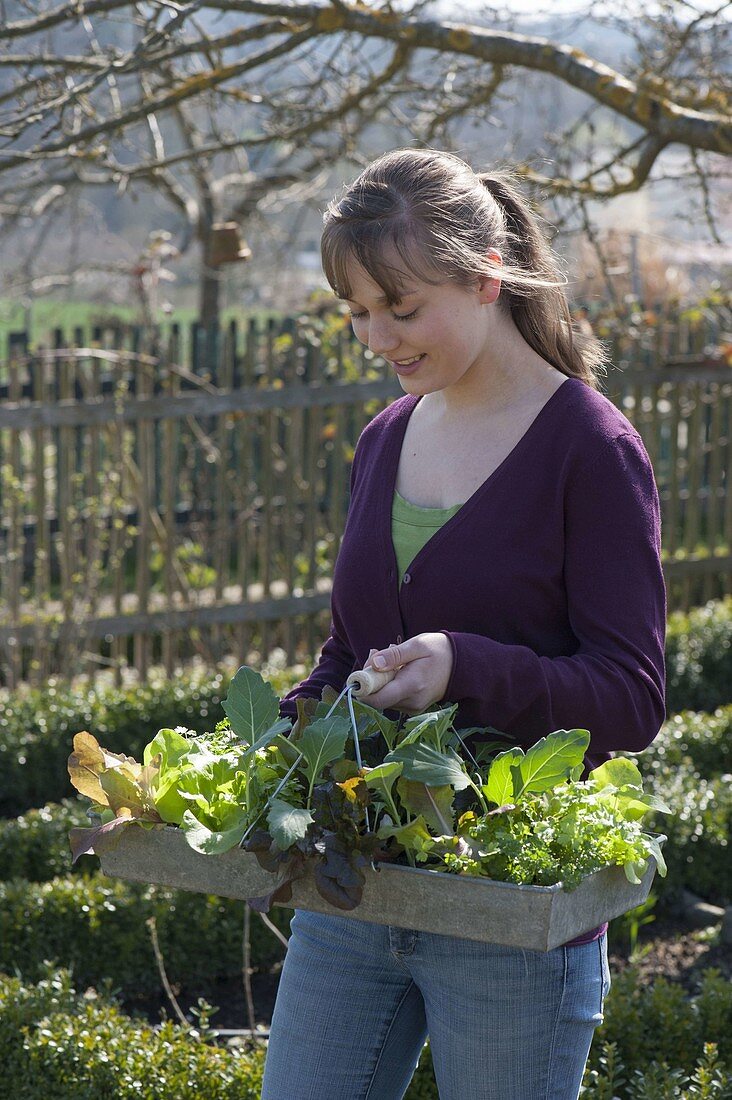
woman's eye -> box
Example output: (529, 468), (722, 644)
(349, 307), (418, 322)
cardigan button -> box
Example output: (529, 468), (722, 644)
(396, 634), (403, 644)
(403, 572), (412, 584)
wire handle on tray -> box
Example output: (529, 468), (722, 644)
(238, 676), (379, 849)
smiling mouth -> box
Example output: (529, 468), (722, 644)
(391, 353), (426, 371)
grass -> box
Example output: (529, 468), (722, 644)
(0, 298), (284, 353)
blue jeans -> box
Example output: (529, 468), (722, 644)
(262, 910), (611, 1100)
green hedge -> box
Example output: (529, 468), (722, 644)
(2, 966), (730, 1100)
(646, 765), (732, 907)
(0, 874), (290, 995)
(0, 967), (267, 1099)
(638, 705), (732, 778)
(0, 967), (439, 1100)
(0, 799), (97, 881)
(634, 707), (732, 907)
(587, 965), (732, 1088)
(584, 1040), (732, 1098)
(0, 670), (230, 818)
(665, 597), (732, 715)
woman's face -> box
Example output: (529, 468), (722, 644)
(341, 253), (499, 397)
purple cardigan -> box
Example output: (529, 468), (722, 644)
(282, 377), (666, 759)
(280, 377), (667, 943)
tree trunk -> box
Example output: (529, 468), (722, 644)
(199, 235), (221, 332)
(197, 216), (222, 374)
(198, 222), (221, 330)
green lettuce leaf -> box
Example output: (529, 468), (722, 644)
(181, 807), (250, 854)
(267, 798), (314, 851)
(589, 756), (643, 791)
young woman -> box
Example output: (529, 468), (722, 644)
(262, 148), (666, 1100)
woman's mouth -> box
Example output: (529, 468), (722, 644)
(391, 353), (426, 375)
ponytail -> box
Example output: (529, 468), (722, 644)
(478, 174), (607, 388)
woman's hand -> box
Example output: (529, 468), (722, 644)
(360, 633), (454, 714)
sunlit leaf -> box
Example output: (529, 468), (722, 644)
(297, 715), (350, 785)
(484, 748), (524, 806)
(397, 706), (458, 751)
(589, 756), (643, 792)
(181, 808), (251, 854)
(267, 799), (314, 850)
(385, 744), (470, 789)
(363, 760), (402, 803)
(143, 727), (190, 770)
(377, 815), (434, 857)
(99, 767), (147, 816)
(221, 665), (281, 747)
(67, 732), (141, 807)
(67, 732), (110, 806)
(337, 776), (366, 804)
(512, 729), (590, 796)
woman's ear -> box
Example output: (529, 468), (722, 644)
(477, 248), (502, 305)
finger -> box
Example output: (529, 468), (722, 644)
(362, 665), (422, 712)
(371, 640), (411, 671)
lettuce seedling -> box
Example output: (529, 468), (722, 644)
(68, 667), (294, 861)
(67, 731), (165, 863)
(68, 670), (671, 910)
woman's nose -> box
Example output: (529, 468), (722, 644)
(366, 317), (400, 356)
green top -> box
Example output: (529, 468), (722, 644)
(391, 489), (462, 585)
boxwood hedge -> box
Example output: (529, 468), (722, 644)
(0, 967), (267, 1100)
(588, 965), (732, 1080)
(0, 967), (439, 1100)
(0, 874), (290, 995)
(2, 965), (730, 1100)
(636, 705), (732, 779)
(665, 596), (732, 715)
(0, 799), (97, 881)
(645, 765), (732, 907)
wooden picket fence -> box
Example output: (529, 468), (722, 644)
(0, 307), (729, 689)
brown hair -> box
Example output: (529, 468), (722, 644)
(321, 148), (607, 388)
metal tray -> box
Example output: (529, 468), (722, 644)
(98, 824), (658, 952)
